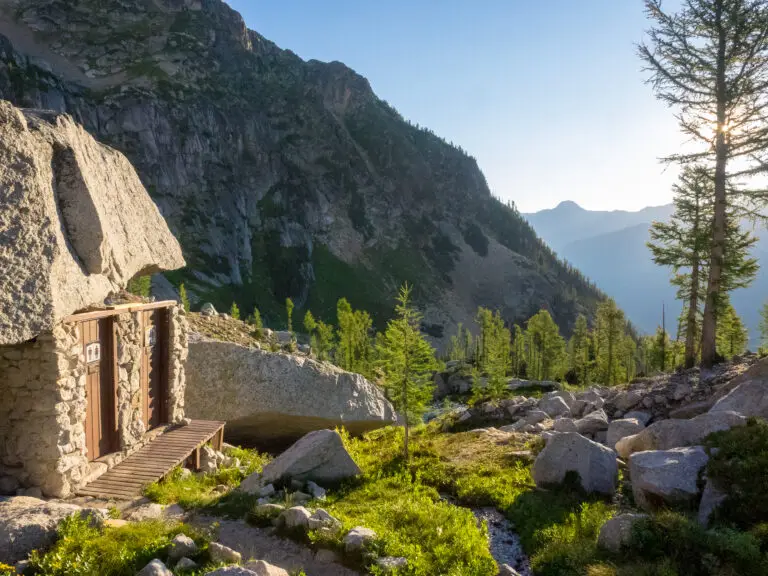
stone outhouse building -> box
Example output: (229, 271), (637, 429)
(0, 101), (189, 497)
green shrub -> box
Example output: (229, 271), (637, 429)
(705, 417), (768, 529)
(27, 516), (208, 576)
(624, 512), (768, 576)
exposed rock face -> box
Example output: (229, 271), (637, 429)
(0, 0), (605, 345)
(629, 447), (709, 512)
(185, 340), (395, 446)
(532, 432), (618, 495)
(698, 479), (727, 527)
(241, 430), (361, 491)
(0, 100), (184, 346)
(615, 411), (746, 459)
(0, 496), (97, 564)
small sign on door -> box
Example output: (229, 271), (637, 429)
(145, 326), (157, 347)
(86, 342), (101, 363)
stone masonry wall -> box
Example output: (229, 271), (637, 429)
(115, 311), (146, 450)
(0, 304), (188, 497)
(167, 305), (188, 424)
(0, 324), (89, 498)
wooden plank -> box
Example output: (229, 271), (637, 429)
(64, 301), (178, 323)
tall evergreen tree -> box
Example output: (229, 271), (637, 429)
(178, 283), (190, 313)
(569, 315), (591, 385)
(376, 284), (438, 462)
(511, 324), (526, 378)
(596, 299), (625, 385)
(336, 298), (373, 377)
(525, 309), (565, 381)
(640, 0), (768, 368)
(648, 166), (711, 368)
(717, 301), (749, 359)
(477, 309), (511, 399)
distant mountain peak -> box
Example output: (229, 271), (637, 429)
(555, 200), (583, 211)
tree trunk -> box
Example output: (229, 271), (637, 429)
(701, 2), (728, 369)
(684, 256), (701, 368)
(402, 327), (410, 463)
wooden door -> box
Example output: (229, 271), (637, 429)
(82, 318), (114, 460)
(140, 309), (166, 429)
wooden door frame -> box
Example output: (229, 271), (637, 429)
(81, 317), (117, 461)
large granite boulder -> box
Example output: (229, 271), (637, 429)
(0, 101), (184, 345)
(710, 358), (768, 419)
(0, 496), (96, 563)
(615, 411), (746, 459)
(532, 432), (618, 494)
(185, 341), (396, 447)
(606, 418), (645, 451)
(629, 447), (709, 511)
(240, 430), (361, 492)
(538, 395), (571, 418)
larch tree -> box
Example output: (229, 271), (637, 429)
(716, 301), (749, 358)
(648, 166), (712, 368)
(511, 324), (526, 378)
(525, 309), (565, 381)
(596, 299), (625, 385)
(376, 284), (438, 462)
(336, 298), (374, 377)
(569, 314), (591, 385)
(640, 0), (768, 368)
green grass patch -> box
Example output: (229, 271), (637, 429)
(144, 447), (269, 511)
(27, 515), (213, 576)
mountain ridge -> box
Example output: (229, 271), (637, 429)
(0, 0), (607, 341)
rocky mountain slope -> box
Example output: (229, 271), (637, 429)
(0, 0), (604, 341)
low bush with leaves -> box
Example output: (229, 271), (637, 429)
(27, 516), (211, 576)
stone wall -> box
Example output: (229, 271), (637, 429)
(0, 324), (89, 498)
(0, 303), (188, 498)
(167, 305), (188, 424)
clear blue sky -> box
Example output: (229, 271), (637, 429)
(225, 0), (683, 212)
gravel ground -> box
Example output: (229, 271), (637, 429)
(473, 507), (531, 576)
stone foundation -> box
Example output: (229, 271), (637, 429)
(0, 304), (188, 498)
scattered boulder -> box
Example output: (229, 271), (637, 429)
(624, 411), (652, 426)
(137, 559), (173, 576)
(553, 418), (578, 433)
(597, 514), (649, 553)
(278, 506), (311, 530)
(343, 526), (377, 554)
(575, 409), (609, 436)
(629, 446), (709, 512)
(532, 432), (618, 494)
(126, 503), (164, 522)
(205, 567), (257, 576)
(244, 560), (290, 576)
(612, 390), (643, 412)
(307, 509), (342, 532)
(0, 101), (185, 346)
(243, 430), (361, 489)
(200, 303), (218, 317)
(669, 400), (714, 420)
(538, 395), (571, 418)
(252, 503), (285, 521)
(615, 411), (746, 459)
(0, 496), (86, 563)
(186, 341), (396, 447)
(209, 542), (242, 564)
(698, 479), (727, 527)
(710, 360), (768, 419)
(306, 481), (327, 500)
(498, 565), (523, 576)
(606, 418), (645, 450)
(169, 533), (198, 561)
(176, 557), (199, 571)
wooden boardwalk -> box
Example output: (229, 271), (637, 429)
(78, 420), (226, 499)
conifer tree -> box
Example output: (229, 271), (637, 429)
(717, 302), (749, 359)
(376, 284), (438, 462)
(229, 302), (241, 320)
(640, 0), (768, 367)
(304, 310), (335, 361)
(285, 298), (295, 334)
(482, 310), (511, 399)
(511, 324), (525, 378)
(569, 315), (590, 385)
(336, 298), (373, 376)
(448, 323), (471, 363)
(249, 306), (263, 337)
(648, 166), (711, 368)
(596, 299), (625, 385)
(525, 309), (565, 381)
(760, 300), (768, 349)
(178, 283), (190, 313)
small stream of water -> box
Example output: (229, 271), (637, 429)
(472, 507), (532, 576)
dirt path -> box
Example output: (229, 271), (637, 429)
(194, 516), (361, 576)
